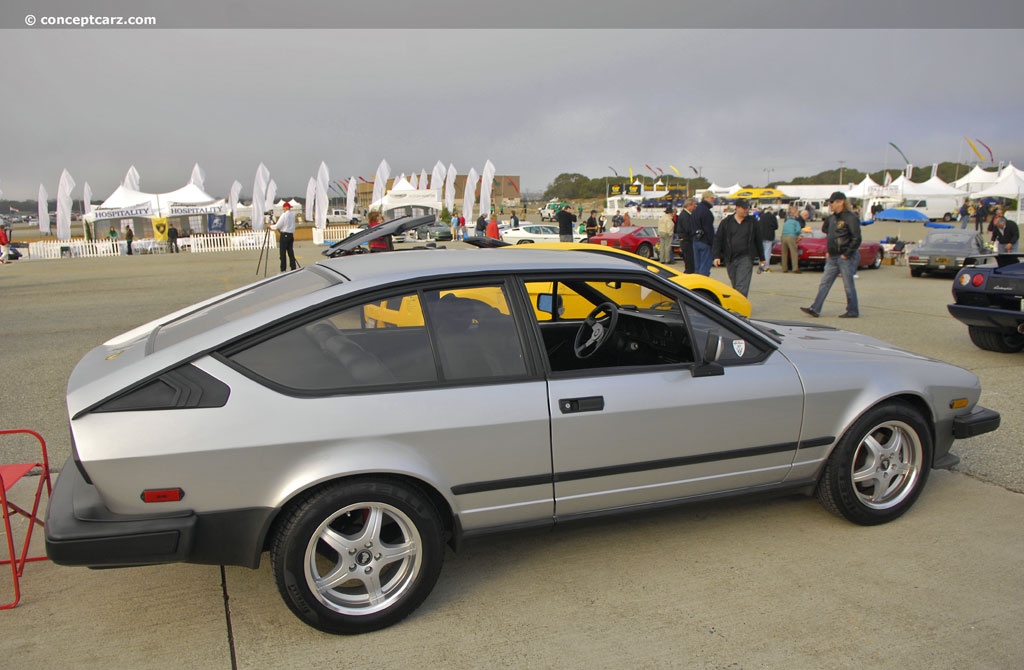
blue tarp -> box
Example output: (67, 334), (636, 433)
(874, 208), (930, 222)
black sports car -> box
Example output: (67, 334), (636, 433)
(947, 253), (1024, 352)
(908, 230), (987, 277)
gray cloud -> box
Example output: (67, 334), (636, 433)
(1, 28), (1021, 201)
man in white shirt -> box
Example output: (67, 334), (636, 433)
(270, 201), (298, 272)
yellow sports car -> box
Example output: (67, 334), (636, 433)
(506, 241), (752, 317)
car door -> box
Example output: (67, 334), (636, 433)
(524, 274), (804, 519)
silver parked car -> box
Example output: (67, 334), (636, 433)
(46, 236), (999, 634)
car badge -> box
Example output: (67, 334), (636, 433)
(732, 340), (746, 357)
(105, 350), (124, 361)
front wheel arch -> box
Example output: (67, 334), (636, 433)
(816, 399), (934, 525)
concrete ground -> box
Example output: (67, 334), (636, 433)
(1, 227), (1021, 668)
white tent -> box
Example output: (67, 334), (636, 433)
(85, 183), (225, 234)
(952, 165), (999, 193)
(890, 175), (966, 199)
(973, 168), (1024, 225)
(369, 177), (442, 216)
(845, 175), (880, 199)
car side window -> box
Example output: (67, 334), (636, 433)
(228, 290), (438, 392)
(522, 275), (694, 372)
(423, 286), (528, 381)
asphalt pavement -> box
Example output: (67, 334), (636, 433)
(1, 233), (1021, 668)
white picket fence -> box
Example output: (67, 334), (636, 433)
(26, 231), (279, 259)
(311, 225), (360, 245)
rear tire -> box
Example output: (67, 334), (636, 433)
(636, 243), (653, 258)
(910, 267), (923, 277)
(968, 326), (1024, 353)
(817, 402), (932, 525)
(271, 479), (445, 634)
(871, 250), (883, 269)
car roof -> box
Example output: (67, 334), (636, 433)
(317, 247), (641, 285)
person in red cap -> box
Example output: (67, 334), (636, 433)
(271, 201), (298, 271)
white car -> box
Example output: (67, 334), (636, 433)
(500, 223), (584, 244)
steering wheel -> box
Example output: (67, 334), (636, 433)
(573, 302), (619, 359)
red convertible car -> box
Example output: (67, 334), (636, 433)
(588, 225), (661, 258)
(770, 230), (884, 269)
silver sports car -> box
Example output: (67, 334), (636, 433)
(46, 241), (999, 634)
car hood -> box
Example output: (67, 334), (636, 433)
(322, 214), (436, 257)
(757, 320), (934, 362)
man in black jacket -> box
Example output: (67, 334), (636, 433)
(555, 205), (577, 242)
(712, 199), (764, 297)
(801, 191), (861, 318)
(757, 207), (778, 272)
(675, 197), (697, 273)
(691, 191), (717, 276)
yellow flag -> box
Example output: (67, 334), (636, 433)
(152, 217), (169, 242)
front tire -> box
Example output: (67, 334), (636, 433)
(271, 479), (445, 634)
(968, 325), (1024, 353)
(817, 402), (932, 525)
(871, 250), (883, 269)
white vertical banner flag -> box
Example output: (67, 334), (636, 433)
(264, 179), (277, 211)
(479, 160), (496, 218)
(56, 169), (76, 241)
(83, 182), (93, 215)
(461, 168), (478, 223)
(315, 179), (328, 229)
(930, 163), (939, 180)
(189, 163), (206, 191)
(371, 159), (391, 207)
(123, 165), (140, 190)
(444, 164), (458, 212)
(305, 177), (317, 223)
(228, 180), (241, 221)
(252, 163), (269, 231)
(38, 185), (49, 234)
(316, 161), (330, 228)
(409, 173), (418, 189)
(419, 169), (429, 192)
(430, 161), (445, 201)
(346, 176), (357, 218)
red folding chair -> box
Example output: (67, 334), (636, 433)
(1, 429), (52, 609)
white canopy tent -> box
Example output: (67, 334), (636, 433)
(84, 183), (225, 235)
(973, 168), (1024, 225)
(952, 165), (999, 193)
(369, 177), (442, 217)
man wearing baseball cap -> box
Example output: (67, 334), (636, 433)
(801, 191), (861, 318)
(271, 201), (298, 272)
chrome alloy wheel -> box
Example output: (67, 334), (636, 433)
(304, 502), (423, 615)
(850, 419), (924, 510)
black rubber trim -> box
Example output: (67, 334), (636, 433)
(952, 406), (1000, 439)
(452, 438), (833, 496)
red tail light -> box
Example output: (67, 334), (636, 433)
(141, 488), (184, 503)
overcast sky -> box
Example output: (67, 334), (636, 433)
(2, 23), (1023, 201)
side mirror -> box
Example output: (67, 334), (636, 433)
(536, 293), (564, 316)
(693, 329), (725, 378)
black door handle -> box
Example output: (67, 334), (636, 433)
(558, 396), (605, 414)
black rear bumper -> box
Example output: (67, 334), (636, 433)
(45, 459), (273, 569)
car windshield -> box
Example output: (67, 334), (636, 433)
(152, 269), (335, 352)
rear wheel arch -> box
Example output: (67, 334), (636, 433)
(262, 473), (456, 558)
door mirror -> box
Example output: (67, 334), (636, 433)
(693, 329), (725, 378)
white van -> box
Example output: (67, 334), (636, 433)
(902, 198), (960, 222)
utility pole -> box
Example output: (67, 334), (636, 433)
(838, 160), (846, 185)
(763, 167), (774, 186)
